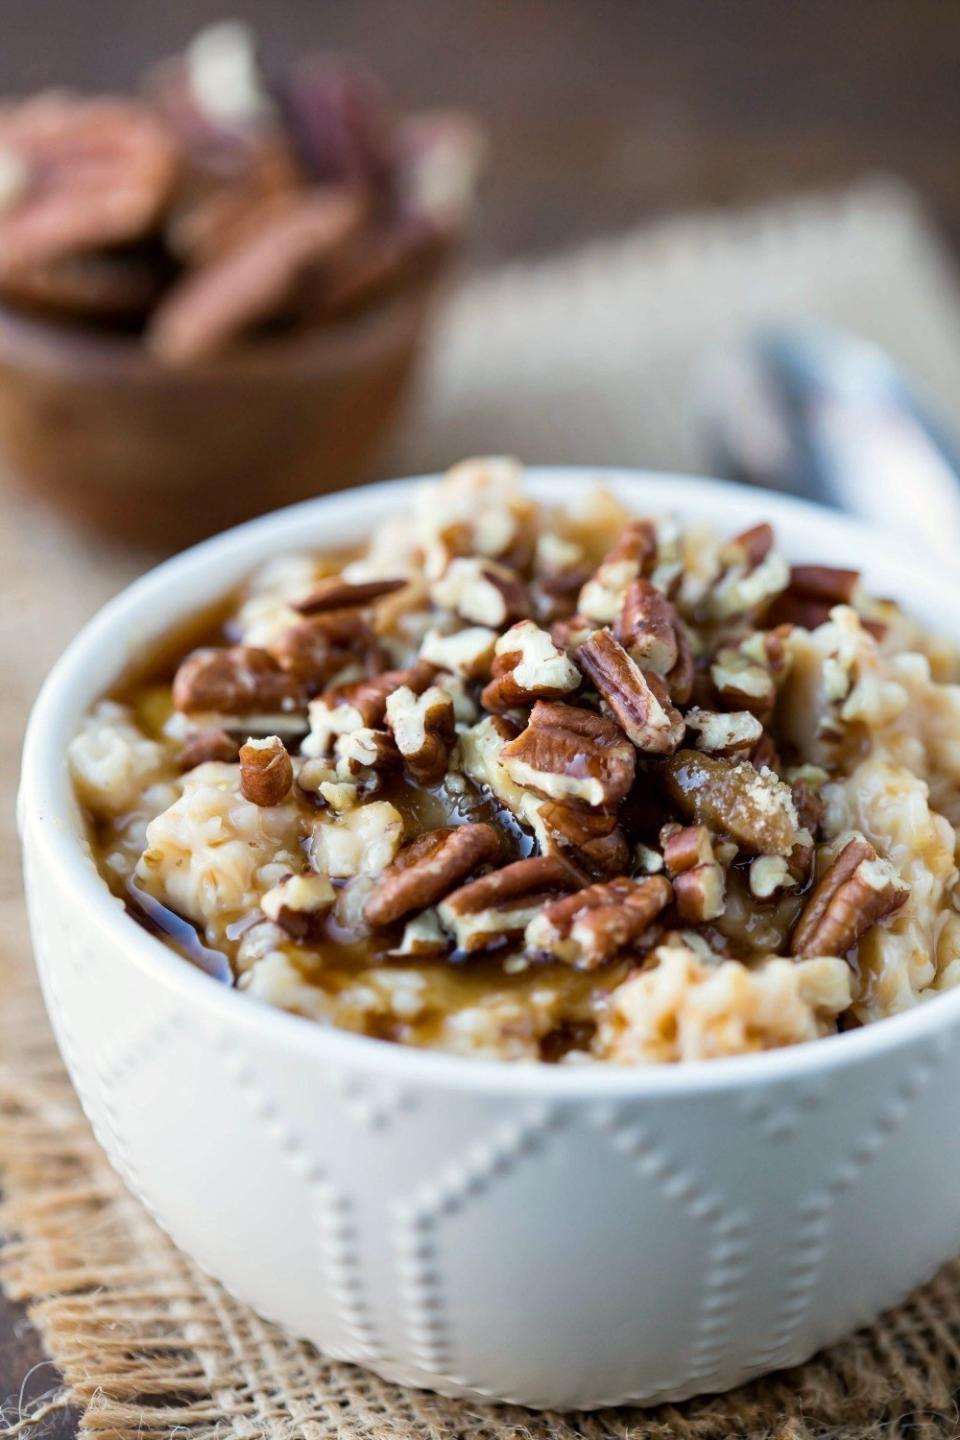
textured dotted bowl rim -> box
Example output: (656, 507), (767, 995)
(20, 466), (960, 1096)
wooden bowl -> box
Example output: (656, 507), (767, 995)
(0, 271), (442, 550)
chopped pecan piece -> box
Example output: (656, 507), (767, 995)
(388, 908), (451, 958)
(706, 525), (789, 621)
(525, 874), (672, 969)
(292, 576), (408, 615)
(685, 706), (763, 757)
(577, 520), (659, 624)
(173, 645), (304, 715)
(385, 684), (456, 783)
(720, 523), (775, 569)
(539, 801), (630, 878)
(789, 565), (860, 605)
(419, 625), (497, 679)
(615, 578), (678, 675)
(334, 727), (400, 776)
(303, 659), (436, 754)
(710, 647), (776, 721)
(749, 854), (793, 900)
(363, 822), (501, 926)
(606, 519), (659, 567)
(269, 610), (378, 688)
(660, 823), (726, 923)
(791, 778), (825, 837)
(500, 700), (635, 807)
(550, 613), (594, 656)
(790, 836), (908, 958)
(239, 735), (294, 806)
(430, 557), (529, 628)
(481, 620), (580, 711)
(177, 728), (239, 770)
(438, 855), (575, 953)
(576, 630), (684, 755)
(261, 872), (335, 939)
(665, 750), (800, 857)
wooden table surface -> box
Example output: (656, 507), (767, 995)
(3, 1), (960, 1432)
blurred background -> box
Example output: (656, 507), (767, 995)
(2, 0), (958, 263)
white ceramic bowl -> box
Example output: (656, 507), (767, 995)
(19, 469), (960, 1411)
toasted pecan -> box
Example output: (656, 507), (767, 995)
(292, 576), (408, 615)
(385, 683), (456, 783)
(439, 855), (575, 952)
(481, 620), (581, 711)
(261, 872), (335, 939)
(270, 610), (379, 687)
(173, 645), (304, 715)
(526, 874), (672, 968)
(684, 706), (763, 757)
(500, 699), (636, 807)
(790, 836), (908, 958)
(177, 728), (240, 770)
(539, 801), (630, 878)
(576, 629), (684, 755)
(239, 735), (294, 806)
(0, 97), (180, 269)
(364, 822), (501, 926)
(615, 578), (678, 675)
(430, 557), (529, 629)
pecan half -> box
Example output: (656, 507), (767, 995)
(525, 874), (672, 969)
(363, 822), (501, 926)
(684, 706), (763, 757)
(481, 620), (580, 711)
(385, 684), (456, 783)
(576, 630), (684, 755)
(261, 872), (335, 939)
(430, 557), (529, 629)
(438, 855), (575, 952)
(173, 645), (304, 715)
(500, 700), (636, 807)
(239, 735), (294, 806)
(790, 836), (908, 958)
(177, 728), (239, 770)
(148, 189), (365, 364)
(292, 576), (408, 615)
(665, 750), (800, 857)
(0, 97), (179, 269)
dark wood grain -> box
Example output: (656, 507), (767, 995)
(2, 2), (960, 1430)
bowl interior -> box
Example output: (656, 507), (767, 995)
(20, 467), (960, 1093)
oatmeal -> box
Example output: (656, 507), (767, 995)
(69, 459), (960, 1064)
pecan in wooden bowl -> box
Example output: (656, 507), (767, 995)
(0, 25), (482, 547)
(21, 462), (960, 1408)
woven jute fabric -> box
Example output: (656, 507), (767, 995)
(4, 180), (960, 1438)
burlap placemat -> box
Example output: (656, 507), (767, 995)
(4, 180), (960, 1438)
